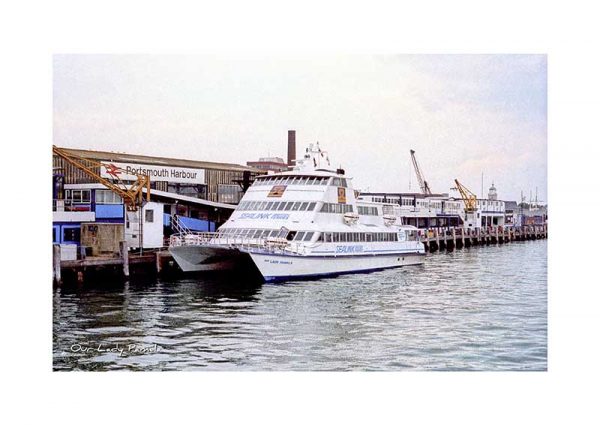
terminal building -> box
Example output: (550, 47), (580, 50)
(359, 183), (508, 229)
(52, 147), (264, 251)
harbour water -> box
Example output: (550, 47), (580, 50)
(53, 239), (547, 371)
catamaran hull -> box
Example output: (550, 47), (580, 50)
(247, 251), (425, 282)
(169, 245), (249, 272)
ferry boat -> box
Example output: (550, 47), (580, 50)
(169, 143), (425, 281)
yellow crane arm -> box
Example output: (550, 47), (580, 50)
(52, 146), (150, 211)
(454, 179), (477, 212)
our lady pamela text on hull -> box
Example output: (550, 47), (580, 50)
(169, 143), (426, 282)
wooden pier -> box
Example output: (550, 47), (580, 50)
(53, 225), (547, 284)
(419, 224), (547, 253)
(53, 241), (179, 285)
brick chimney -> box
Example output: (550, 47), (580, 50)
(287, 130), (296, 167)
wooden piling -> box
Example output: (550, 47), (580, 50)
(156, 251), (162, 274)
(120, 241), (129, 278)
(53, 244), (61, 285)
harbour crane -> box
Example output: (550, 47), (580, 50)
(52, 146), (151, 211)
(410, 149), (432, 195)
(453, 179), (478, 213)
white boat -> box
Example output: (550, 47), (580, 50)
(169, 143), (426, 281)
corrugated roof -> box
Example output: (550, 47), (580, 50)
(56, 147), (263, 173)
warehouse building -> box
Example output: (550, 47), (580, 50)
(52, 147), (264, 249)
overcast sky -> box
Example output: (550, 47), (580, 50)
(53, 54), (546, 202)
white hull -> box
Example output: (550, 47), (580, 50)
(246, 251), (425, 282)
(169, 245), (246, 272)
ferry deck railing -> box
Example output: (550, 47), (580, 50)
(169, 231), (309, 255)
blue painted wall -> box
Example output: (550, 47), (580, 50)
(95, 204), (124, 219)
(165, 214), (215, 232)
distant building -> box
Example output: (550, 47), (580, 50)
(246, 157), (289, 173)
(488, 183), (498, 201)
(246, 130), (297, 172)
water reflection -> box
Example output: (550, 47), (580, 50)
(54, 240), (547, 371)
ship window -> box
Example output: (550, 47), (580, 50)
(291, 202), (301, 211)
(266, 202), (274, 210)
(299, 202), (309, 211)
(320, 203), (328, 213)
(307, 202), (316, 211)
(304, 232), (314, 241)
(284, 202), (293, 211)
(295, 232), (305, 241)
(277, 202), (286, 211)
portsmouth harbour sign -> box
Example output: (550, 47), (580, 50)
(100, 162), (205, 184)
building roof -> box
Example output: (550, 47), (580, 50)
(57, 147), (263, 173)
(142, 188), (237, 210)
